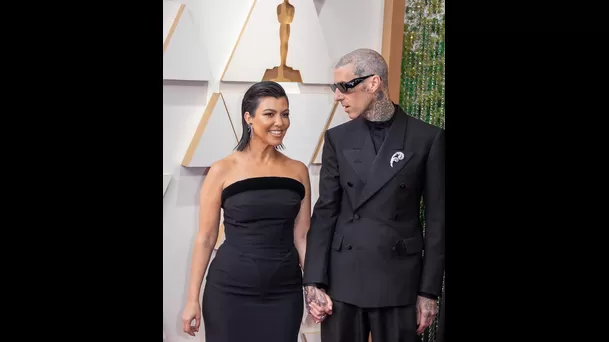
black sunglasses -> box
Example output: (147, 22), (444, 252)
(330, 74), (375, 93)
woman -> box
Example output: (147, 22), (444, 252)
(180, 81), (313, 342)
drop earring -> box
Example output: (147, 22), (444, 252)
(248, 123), (253, 138)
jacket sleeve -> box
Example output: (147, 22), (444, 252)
(419, 128), (446, 296)
(303, 130), (342, 287)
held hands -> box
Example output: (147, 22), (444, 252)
(181, 301), (201, 337)
(416, 296), (438, 335)
(304, 286), (333, 323)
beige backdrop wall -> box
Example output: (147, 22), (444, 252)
(163, 1), (384, 341)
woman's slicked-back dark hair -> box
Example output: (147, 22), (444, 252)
(235, 81), (289, 151)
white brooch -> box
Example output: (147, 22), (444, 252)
(390, 152), (404, 167)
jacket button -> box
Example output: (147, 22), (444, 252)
(353, 214), (360, 220)
(400, 183), (406, 189)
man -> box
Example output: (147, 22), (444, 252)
(303, 48), (445, 342)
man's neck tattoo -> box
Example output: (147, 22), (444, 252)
(362, 90), (394, 122)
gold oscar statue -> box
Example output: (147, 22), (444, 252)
(262, 0), (303, 82)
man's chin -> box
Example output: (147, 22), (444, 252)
(347, 111), (360, 120)
(345, 107), (360, 120)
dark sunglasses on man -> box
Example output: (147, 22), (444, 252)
(330, 74), (375, 93)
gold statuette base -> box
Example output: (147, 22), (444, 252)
(262, 65), (303, 82)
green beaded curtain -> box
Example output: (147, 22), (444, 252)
(399, 1), (445, 342)
(400, 0), (445, 128)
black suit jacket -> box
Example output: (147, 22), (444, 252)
(303, 105), (445, 308)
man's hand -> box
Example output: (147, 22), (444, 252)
(304, 286), (333, 323)
(416, 296), (438, 334)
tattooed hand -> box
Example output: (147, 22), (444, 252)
(304, 286), (333, 323)
(416, 296), (438, 334)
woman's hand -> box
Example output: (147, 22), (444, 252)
(181, 301), (201, 336)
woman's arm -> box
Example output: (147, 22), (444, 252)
(185, 161), (227, 304)
(293, 162), (312, 269)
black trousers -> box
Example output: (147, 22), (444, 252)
(321, 299), (418, 342)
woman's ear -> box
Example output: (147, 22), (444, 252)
(244, 112), (252, 125)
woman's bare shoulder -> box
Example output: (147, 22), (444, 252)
(206, 153), (239, 182)
(280, 154), (309, 182)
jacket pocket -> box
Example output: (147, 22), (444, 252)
(392, 235), (423, 257)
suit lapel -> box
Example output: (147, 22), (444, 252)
(355, 109), (413, 210)
(340, 118), (376, 209)
(341, 118), (376, 182)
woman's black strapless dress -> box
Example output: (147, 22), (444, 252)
(202, 177), (305, 342)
